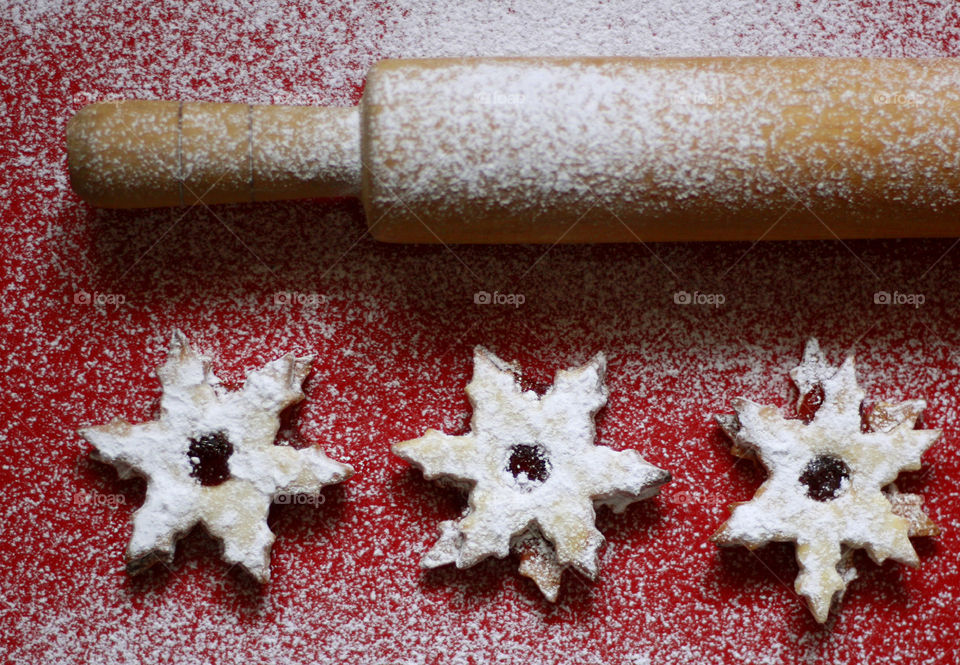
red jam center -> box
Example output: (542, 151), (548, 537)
(507, 444), (551, 484)
(188, 432), (234, 486)
(799, 455), (850, 502)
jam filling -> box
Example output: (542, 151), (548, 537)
(507, 443), (551, 485)
(797, 383), (825, 424)
(188, 432), (234, 486)
(518, 375), (551, 397)
(799, 454), (850, 502)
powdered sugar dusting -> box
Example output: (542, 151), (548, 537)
(364, 57), (960, 243)
(4, 1), (960, 664)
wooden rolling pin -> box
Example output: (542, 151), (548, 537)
(67, 57), (960, 242)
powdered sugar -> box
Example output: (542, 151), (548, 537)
(363, 57), (960, 243)
(5, 1), (960, 664)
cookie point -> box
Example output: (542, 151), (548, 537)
(242, 564), (270, 584)
(290, 352), (314, 366)
(473, 345), (495, 362)
(169, 328), (189, 349)
(810, 603), (831, 624)
(729, 396), (750, 411)
(709, 525), (729, 543)
(839, 353), (857, 373)
(586, 350), (608, 372)
(332, 462), (356, 483)
(390, 438), (417, 461)
(125, 550), (168, 576)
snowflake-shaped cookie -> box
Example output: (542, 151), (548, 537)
(79, 330), (354, 582)
(714, 339), (940, 622)
(393, 346), (670, 600)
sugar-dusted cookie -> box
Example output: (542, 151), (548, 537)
(79, 330), (354, 582)
(393, 346), (670, 600)
(714, 339), (940, 622)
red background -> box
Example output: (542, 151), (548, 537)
(3, 2), (960, 663)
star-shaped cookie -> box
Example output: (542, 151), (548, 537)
(79, 330), (354, 582)
(393, 346), (670, 600)
(714, 339), (940, 622)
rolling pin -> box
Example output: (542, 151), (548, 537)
(67, 57), (960, 242)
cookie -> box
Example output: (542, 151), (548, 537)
(78, 330), (354, 582)
(713, 339), (940, 622)
(393, 346), (670, 600)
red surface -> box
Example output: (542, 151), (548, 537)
(3, 2), (960, 663)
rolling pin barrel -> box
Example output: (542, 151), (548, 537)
(67, 57), (960, 242)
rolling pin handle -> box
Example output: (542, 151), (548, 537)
(66, 100), (361, 208)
